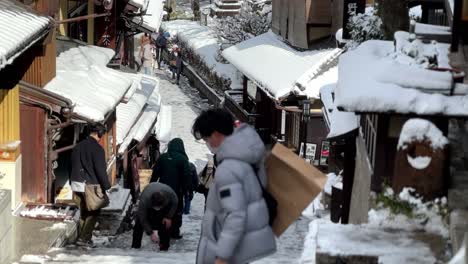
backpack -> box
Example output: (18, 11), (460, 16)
(252, 165), (277, 226)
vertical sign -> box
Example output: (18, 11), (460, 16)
(342, 0), (366, 39)
(320, 141), (330, 166)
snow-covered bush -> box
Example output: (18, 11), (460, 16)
(370, 186), (449, 237)
(211, 2), (272, 47)
(171, 35), (232, 92)
(346, 6), (384, 49)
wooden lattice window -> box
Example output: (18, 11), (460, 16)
(362, 114), (378, 168)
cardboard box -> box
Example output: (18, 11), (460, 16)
(266, 143), (327, 236)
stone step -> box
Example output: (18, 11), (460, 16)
(215, 2), (242, 9)
(210, 7), (241, 17)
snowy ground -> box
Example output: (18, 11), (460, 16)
(19, 68), (312, 264)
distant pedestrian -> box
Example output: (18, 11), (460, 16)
(131, 182), (178, 251)
(169, 45), (182, 85)
(155, 31), (169, 69)
(140, 39), (154, 75)
(70, 124), (111, 247)
(150, 138), (192, 239)
(192, 108), (277, 264)
(183, 162), (199, 214)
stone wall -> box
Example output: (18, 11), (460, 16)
(0, 189), (12, 264)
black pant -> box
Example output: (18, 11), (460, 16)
(132, 210), (170, 249)
(156, 47), (165, 68)
(170, 193), (184, 237)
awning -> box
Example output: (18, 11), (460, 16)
(118, 84), (162, 154)
(44, 45), (132, 122)
(0, 0), (53, 70)
(222, 31), (336, 100)
(116, 75), (159, 145)
(130, 0), (164, 33)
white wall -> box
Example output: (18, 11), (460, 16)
(0, 155), (22, 210)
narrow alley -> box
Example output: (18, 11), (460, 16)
(18, 69), (312, 264)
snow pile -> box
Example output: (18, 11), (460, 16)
(162, 20), (242, 89)
(316, 220), (438, 263)
(116, 75), (157, 145)
(45, 45), (132, 122)
(335, 39), (467, 116)
(320, 83), (359, 138)
(0, 0), (51, 70)
(369, 187), (449, 238)
(19, 206), (66, 218)
(397, 118), (449, 150)
(223, 31), (336, 99)
(40, 222), (68, 232)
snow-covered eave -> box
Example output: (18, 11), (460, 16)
(0, 22), (53, 71)
(116, 75), (159, 145)
(337, 106), (468, 118)
(320, 83), (359, 140)
(117, 84), (161, 154)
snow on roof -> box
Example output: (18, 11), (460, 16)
(295, 62), (340, 99)
(397, 118), (449, 150)
(222, 31), (336, 99)
(155, 104), (172, 144)
(132, 0), (164, 33)
(320, 81), (359, 139)
(116, 75), (158, 145)
(335, 39), (468, 116)
(128, 0), (149, 11)
(415, 22), (451, 36)
(293, 49), (342, 97)
(56, 45), (115, 71)
(44, 46), (131, 122)
(0, 0), (52, 70)
(316, 222), (438, 263)
(118, 80), (162, 154)
(162, 20), (242, 89)
(122, 73), (143, 102)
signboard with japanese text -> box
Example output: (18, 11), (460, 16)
(342, 0), (366, 39)
(299, 142), (317, 165)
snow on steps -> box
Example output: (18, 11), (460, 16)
(315, 222), (447, 263)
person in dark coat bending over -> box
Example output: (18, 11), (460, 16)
(70, 124), (111, 247)
(150, 138), (192, 239)
(131, 182), (178, 251)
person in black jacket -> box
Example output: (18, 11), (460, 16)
(70, 124), (111, 247)
(150, 138), (191, 239)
